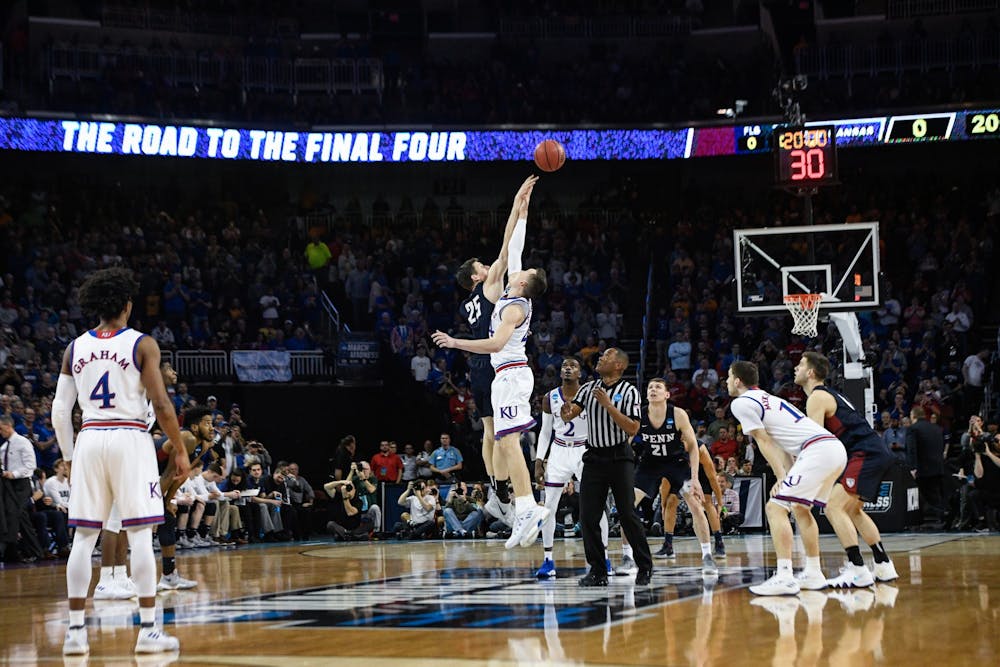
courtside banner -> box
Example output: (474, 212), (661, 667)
(0, 117), (690, 162)
(231, 351), (293, 383)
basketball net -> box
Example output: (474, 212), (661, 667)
(783, 293), (824, 338)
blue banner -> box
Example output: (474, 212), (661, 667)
(231, 351), (292, 383)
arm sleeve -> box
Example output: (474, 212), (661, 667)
(537, 411), (554, 460)
(730, 395), (765, 434)
(52, 373), (78, 462)
(507, 218), (527, 275)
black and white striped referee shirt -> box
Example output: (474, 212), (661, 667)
(572, 377), (642, 448)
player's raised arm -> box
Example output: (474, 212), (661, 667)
(483, 176), (537, 302)
(432, 303), (524, 355)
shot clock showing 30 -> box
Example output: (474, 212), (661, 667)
(773, 125), (837, 187)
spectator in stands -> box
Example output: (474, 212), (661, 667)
(30, 468), (68, 558)
(246, 462), (284, 542)
(668, 331), (692, 379)
(710, 426), (739, 462)
(400, 442), (420, 482)
(284, 462), (315, 539)
(416, 439), (435, 480)
(371, 440), (403, 483)
(411, 345), (431, 382)
(718, 474), (743, 534)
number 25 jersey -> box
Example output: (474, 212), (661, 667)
(69, 327), (150, 426)
(730, 388), (837, 457)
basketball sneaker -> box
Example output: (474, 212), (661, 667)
(826, 564), (874, 589)
(134, 627), (180, 653)
(157, 572), (198, 591)
(63, 627), (89, 655)
(749, 572), (800, 596)
(535, 559), (556, 579)
(614, 555), (638, 576)
(654, 541), (675, 559)
(506, 505), (550, 549)
(713, 535), (726, 559)
(795, 569), (828, 591)
(176, 536), (194, 550)
(117, 576), (139, 598)
(94, 580), (132, 601)
(605, 558), (613, 576)
(873, 560), (899, 582)
(702, 554), (719, 577)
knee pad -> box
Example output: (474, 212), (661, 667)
(158, 513), (177, 547)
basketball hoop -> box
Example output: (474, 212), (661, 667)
(783, 293), (824, 338)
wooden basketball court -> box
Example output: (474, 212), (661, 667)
(2, 533), (998, 666)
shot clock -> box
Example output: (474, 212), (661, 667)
(773, 125), (837, 187)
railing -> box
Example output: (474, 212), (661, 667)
(319, 289), (348, 335)
(499, 15), (692, 39)
(45, 45), (383, 97)
(887, 0), (1000, 19)
(637, 261), (655, 388)
(101, 4), (300, 36)
(169, 349), (333, 381)
(797, 35), (1000, 78)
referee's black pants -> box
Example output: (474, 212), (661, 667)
(580, 443), (652, 575)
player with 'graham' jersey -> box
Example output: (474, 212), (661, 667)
(727, 360), (846, 596)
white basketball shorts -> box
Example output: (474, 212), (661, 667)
(68, 428), (165, 530)
(771, 435), (848, 510)
(492, 365), (536, 439)
(545, 444), (585, 487)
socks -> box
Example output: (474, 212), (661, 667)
(493, 478), (511, 504)
(846, 545), (865, 567)
(622, 544), (634, 559)
(139, 606), (155, 627)
(870, 541), (890, 564)
(198, 525), (209, 539)
(777, 558), (793, 576)
(163, 556), (176, 576)
(69, 610), (85, 628)
(99, 566), (113, 582)
(664, 532), (674, 544)
(543, 548), (553, 561)
(186, 529), (196, 539)
(805, 556), (822, 573)
(700, 542), (712, 557)
(713, 531), (723, 544)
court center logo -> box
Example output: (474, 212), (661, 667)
(163, 566), (761, 630)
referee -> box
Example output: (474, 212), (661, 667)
(562, 348), (652, 586)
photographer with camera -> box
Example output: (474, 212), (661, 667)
(348, 462), (381, 534)
(971, 420), (1000, 532)
(322, 476), (372, 541)
(392, 480), (437, 539)
(443, 481), (484, 538)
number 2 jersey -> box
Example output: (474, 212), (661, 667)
(69, 327), (150, 429)
(730, 388), (839, 457)
(637, 404), (688, 468)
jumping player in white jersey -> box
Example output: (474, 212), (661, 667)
(455, 175), (539, 506)
(53, 267), (189, 656)
(534, 357), (610, 578)
(433, 176), (549, 549)
(726, 360), (847, 596)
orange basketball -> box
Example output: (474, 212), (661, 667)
(534, 139), (566, 172)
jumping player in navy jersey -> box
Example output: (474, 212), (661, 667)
(455, 175), (538, 505)
(795, 351), (898, 588)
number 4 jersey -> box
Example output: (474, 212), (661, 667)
(730, 389), (838, 457)
(69, 327), (150, 427)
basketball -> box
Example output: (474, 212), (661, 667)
(534, 139), (566, 172)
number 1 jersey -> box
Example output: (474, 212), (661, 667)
(730, 389), (836, 457)
(69, 327), (150, 426)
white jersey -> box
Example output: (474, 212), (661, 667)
(489, 292), (532, 371)
(70, 327), (149, 429)
(730, 388), (837, 457)
(548, 387), (588, 447)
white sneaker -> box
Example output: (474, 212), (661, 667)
(873, 560), (899, 582)
(94, 580), (132, 600)
(702, 554), (719, 577)
(749, 572), (800, 596)
(117, 577), (139, 598)
(63, 627), (89, 655)
(795, 569), (828, 590)
(176, 536), (194, 549)
(826, 564), (875, 589)
(193, 536), (213, 548)
(157, 572), (198, 591)
(614, 555), (638, 576)
(505, 505), (550, 549)
(135, 626), (180, 653)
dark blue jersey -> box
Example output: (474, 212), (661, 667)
(813, 385), (888, 455)
(638, 404), (687, 467)
(461, 283), (495, 369)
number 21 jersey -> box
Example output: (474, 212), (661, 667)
(70, 327), (149, 426)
